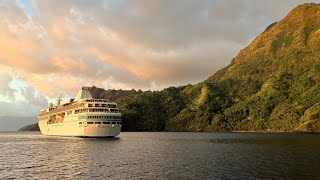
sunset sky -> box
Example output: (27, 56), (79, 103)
(0, 0), (319, 118)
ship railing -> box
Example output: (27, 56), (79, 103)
(39, 106), (120, 116)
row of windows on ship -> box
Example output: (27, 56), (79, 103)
(46, 115), (121, 124)
(79, 121), (121, 125)
(87, 104), (116, 108)
(39, 109), (120, 121)
(71, 108), (119, 115)
(83, 99), (112, 103)
(40, 114), (122, 121)
(78, 115), (122, 120)
(48, 121), (122, 125)
(44, 102), (117, 113)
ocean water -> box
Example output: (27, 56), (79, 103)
(0, 132), (320, 179)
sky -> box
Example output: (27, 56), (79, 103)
(0, 0), (319, 118)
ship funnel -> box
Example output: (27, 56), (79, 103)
(74, 87), (92, 101)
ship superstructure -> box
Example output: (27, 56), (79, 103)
(38, 87), (122, 137)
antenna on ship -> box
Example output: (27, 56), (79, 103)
(56, 93), (62, 107)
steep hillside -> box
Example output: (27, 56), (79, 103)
(201, 3), (320, 132)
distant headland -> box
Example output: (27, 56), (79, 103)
(18, 123), (39, 131)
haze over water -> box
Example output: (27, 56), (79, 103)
(1, 132), (320, 179)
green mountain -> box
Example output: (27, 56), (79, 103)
(90, 3), (320, 133)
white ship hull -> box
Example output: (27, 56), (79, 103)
(39, 122), (121, 137)
(38, 87), (122, 138)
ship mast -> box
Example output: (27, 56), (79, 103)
(56, 93), (62, 107)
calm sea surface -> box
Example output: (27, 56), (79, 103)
(0, 131), (320, 179)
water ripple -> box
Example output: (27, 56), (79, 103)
(0, 132), (320, 179)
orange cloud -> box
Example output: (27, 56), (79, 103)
(0, 0), (268, 98)
(0, 27), (44, 73)
(52, 24), (67, 43)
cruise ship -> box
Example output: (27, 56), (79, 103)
(38, 87), (122, 137)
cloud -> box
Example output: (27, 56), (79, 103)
(0, 72), (15, 100)
(0, 101), (40, 116)
(0, 0), (319, 100)
(21, 86), (47, 106)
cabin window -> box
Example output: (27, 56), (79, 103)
(95, 122), (101, 124)
(111, 122), (116, 124)
(88, 104), (93, 107)
(87, 122), (94, 124)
